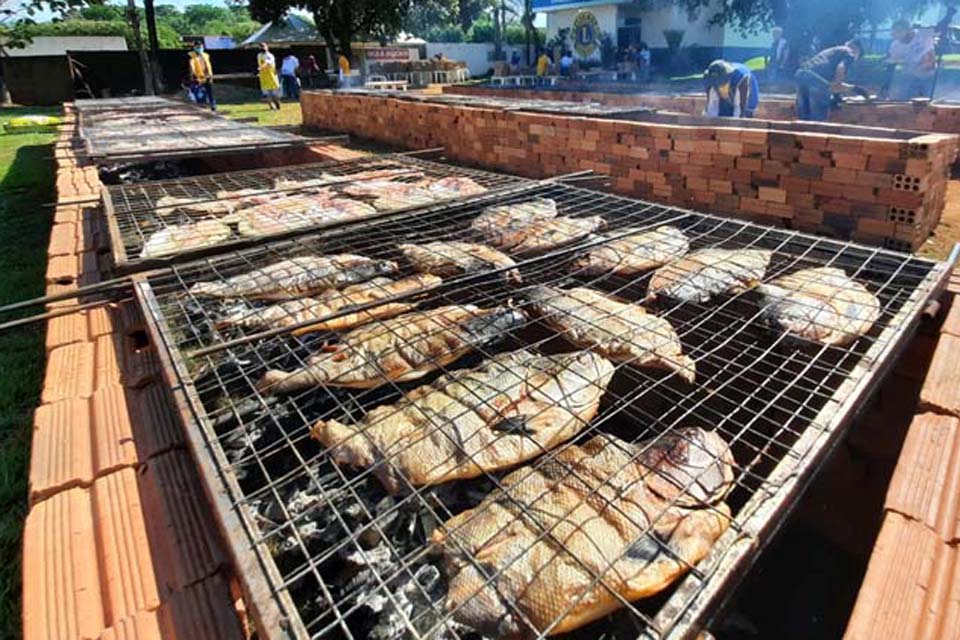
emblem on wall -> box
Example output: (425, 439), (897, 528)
(573, 11), (599, 57)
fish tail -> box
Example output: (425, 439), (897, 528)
(256, 368), (313, 394)
(310, 419), (374, 467)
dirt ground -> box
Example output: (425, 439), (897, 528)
(918, 180), (960, 261)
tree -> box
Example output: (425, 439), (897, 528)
(249, 0), (411, 56)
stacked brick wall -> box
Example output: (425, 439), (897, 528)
(445, 85), (960, 136)
(302, 91), (958, 251)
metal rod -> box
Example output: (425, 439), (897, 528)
(0, 295), (131, 332)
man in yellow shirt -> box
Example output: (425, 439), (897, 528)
(338, 53), (351, 87)
(188, 41), (216, 110)
(536, 51), (551, 76)
(257, 43), (281, 110)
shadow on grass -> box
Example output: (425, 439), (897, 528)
(0, 136), (55, 640)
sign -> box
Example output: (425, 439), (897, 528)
(366, 47), (411, 61)
(573, 11), (599, 58)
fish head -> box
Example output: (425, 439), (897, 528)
(640, 427), (735, 506)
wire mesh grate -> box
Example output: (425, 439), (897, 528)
(104, 154), (535, 271)
(75, 96), (306, 162)
(138, 182), (948, 640)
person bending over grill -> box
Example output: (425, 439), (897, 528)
(188, 41), (216, 111)
(703, 59), (759, 118)
(794, 39), (863, 121)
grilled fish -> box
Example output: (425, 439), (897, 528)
(527, 286), (695, 383)
(400, 241), (522, 283)
(139, 219), (232, 259)
(189, 254), (398, 301)
(273, 175), (336, 190)
(154, 195), (236, 216)
(758, 267), (880, 345)
(573, 226), (690, 275)
(312, 349), (614, 493)
(225, 195), (378, 237)
(257, 304), (526, 393)
(433, 427), (734, 638)
(510, 215), (606, 253)
(213, 274), (442, 334)
(648, 248), (771, 303)
(424, 176), (487, 199)
(471, 198), (559, 249)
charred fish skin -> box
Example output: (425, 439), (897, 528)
(510, 215), (607, 253)
(256, 305), (527, 394)
(188, 254), (398, 301)
(648, 248), (772, 304)
(311, 349), (615, 493)
(212, 274), (443, 333)
(471, 198), (559, 249)
(757, 266), (880, 346)
(527, 286), (696, 383)
(399, 241), (522, 284)
(432, 428), (734, 638)
(572, 225), (690, 276)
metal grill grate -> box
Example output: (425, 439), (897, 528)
(333, 89), (658, 118)
(103, 154), (535, 272)
(75, 96), (307, 163)
(137, 182), (950, 640)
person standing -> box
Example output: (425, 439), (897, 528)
(536, 50), (552, 77)
(280, 52), (300, 100)
(703, 59), (760, 118)
(767, 27), (792, 83)
(338, 53), (351, 87)
(257, 43), (281, 110)
(188, 41), (216, 111)
(299, 54), (320, 89)
(559, 51), (573, 76)
(887, 19), (936, 100)
(637, 42), (651, 82)
(794, 39), (863, 121)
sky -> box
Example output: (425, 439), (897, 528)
(16, 0), (230, 21)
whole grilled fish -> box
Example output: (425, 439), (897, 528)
(758, 267), (880, 345)
(572, 226), (690, 275)
(400, 241), (522, 284)
(225, 196), (377, 237)
(189, 254), (398, 301)
(433, 427), (734, 638)
(471, 198), (559, 248)
(257, 304), (526, 393)
(648, 248), (771, 303)
(139, 219), (232, 259)
(527, 286), (695, 382)
(154, 195), (236, 216)
(510, 215), (606, 253)
(312, 349), (614, 493)
(212, 274), (442, 334)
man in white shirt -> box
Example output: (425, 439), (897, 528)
(887, 19), (935, 99)
(767, 27), (791, 82)
(280, 53), (300, 100)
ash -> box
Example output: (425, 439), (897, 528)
(98, 160), (186, 185)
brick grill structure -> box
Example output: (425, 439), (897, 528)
(302, 90), (959, 251)
(445, 84), (960, 136)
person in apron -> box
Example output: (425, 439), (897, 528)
(257, 43), (282, 110)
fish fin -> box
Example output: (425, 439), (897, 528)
(668, 355), (697, 384)
(490, 415), (537, 436)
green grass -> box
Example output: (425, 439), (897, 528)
(0, 105), (57, 640)
(217, 100), (304, 127)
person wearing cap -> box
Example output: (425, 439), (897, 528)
(794, 39), (863, 121)
(887, 19), (936, 100)
(188, 40), (216, 111)
(257, 43), (281, 110)
(703, 59), (760, 118)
